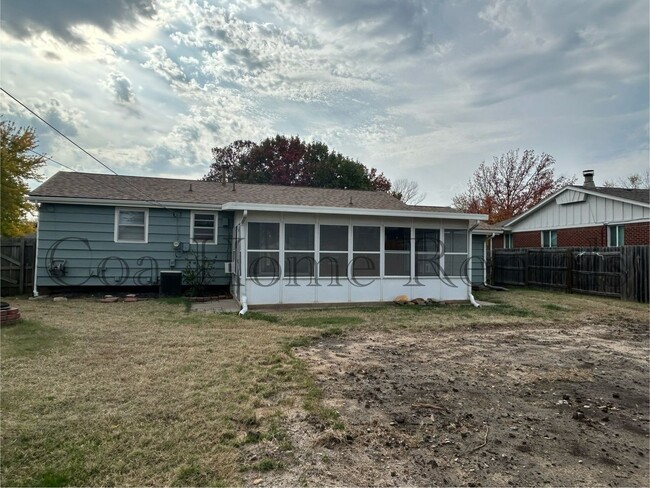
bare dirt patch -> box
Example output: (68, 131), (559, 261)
(251, 316), (650, 486)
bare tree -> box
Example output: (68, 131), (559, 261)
(603, 169), (650, 189)
(390, 178), (427, 205)
(452, 149), (575, 224)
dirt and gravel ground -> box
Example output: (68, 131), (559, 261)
(250, 314), (650, 486)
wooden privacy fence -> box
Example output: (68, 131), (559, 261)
(1, 237), (36, 296)
(491, 246), (649, 303)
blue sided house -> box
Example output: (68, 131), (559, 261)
(29, 172), (487, 306)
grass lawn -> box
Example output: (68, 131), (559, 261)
(1, 290), (647, 486)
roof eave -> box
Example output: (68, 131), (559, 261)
(221, 202), (488, 220)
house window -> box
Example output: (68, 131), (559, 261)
(319, 225), (348, 277)
(504, 233), (513, 249)
(115, 208), (148, 243)
(385, 227), (410, 276)
(285, 223), (315, 277)
(248, 222), (280, 278)
(443, 229), (468, 277)
(352, 226), (380, 277)
(608, 226), (625, 246)
(191, 212), (218, 243)
(415, 228), (440, 277)
(541, 230), (557, 248)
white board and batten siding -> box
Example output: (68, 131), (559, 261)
(512, 191), (650, 232)
(232, 210), (473, 306)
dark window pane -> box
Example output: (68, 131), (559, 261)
(416, 253), (440, 276)
(118, 226), (145, 241)
(385, 253), (410, 276)
(415, 229), (439, 252)
(319, 253), (347, 277)
(352, 253), (380, 277)
(285, 252), (315, 277)
(385, 227), (410, 251)
(248, 251), (280, 277)
(320, 225), (348, 251)
(444, 230), (467, 253)
(285, 224), (315, 250)
(444, 254), (467, 277)
(353, 226), (380, 252)
(248, 223), (279, 250)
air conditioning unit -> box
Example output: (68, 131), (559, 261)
(224, 262), (233, 274)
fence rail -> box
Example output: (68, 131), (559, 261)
(491, 246), (649, 303)
(1, 237), (36, 296)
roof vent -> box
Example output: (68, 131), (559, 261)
(583, 169), (595, 188)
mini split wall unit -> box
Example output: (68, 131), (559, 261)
(29, 172), (488, 306)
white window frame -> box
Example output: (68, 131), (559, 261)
(504, 233), (513, 249)
(541, 230), (557, 248)
(443, 229), (468, 277)
(352, 225), (381, 278)
(190, 211), (219, 244)
(608, 225), (625, 246)
(114, 207), (149, 243)
(283, 223), (316, 278)
(384, 226), (411, 277)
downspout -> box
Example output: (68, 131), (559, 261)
(32, 209), (40, 297)
(468, 220), (481, 307)
(239, 210), (248, 315)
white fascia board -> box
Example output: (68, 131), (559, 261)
(576, 188), (650, 208)
(220, 202), (488, 220)
(472, 229), (504, 235)
(28, 195), (223, 211)
(605, 217), (650, 226)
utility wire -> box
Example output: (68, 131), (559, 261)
(2, 87), (169, 209)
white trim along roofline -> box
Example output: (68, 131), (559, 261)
(220, 202), (488, 220)
(503, 185), (650, 229)
(28, 195), (488, 221)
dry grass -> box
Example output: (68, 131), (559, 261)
(1, 290), (647, 486)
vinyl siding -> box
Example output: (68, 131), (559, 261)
(512, 193), (649, 232)
(36, 203), (232, 288)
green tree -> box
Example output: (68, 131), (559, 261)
(1, 120), (45, 236)
(204, 135), (391, 191)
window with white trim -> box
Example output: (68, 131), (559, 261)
(352, 226), (380, 277)
(284, 223), (315, 277)
(191, 212), (218, 243)
(415, 228), (440, 277)
(541, 230), (557, 248)
(443, 229), (468, 277)
(115, 208), (148, 243)
(608, 225), (624, 246)
(385, 227), (410, 276)
(504, 233), (513, 249)
(248, 222), (280, 278)
(319, 225), (348, 277)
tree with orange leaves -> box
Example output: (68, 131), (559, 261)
(452, 149), (574, 224)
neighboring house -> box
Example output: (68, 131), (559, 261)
(29, 172), (487, 306)
(491, 170), (649, 249)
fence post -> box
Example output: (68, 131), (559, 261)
(524, 249), (530, 285)
(565, 248), (573, 294)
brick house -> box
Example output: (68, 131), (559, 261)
(491, 170), (649, 249)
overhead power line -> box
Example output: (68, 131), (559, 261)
(1, 86), (168, 209)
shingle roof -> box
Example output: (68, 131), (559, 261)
(578, 186), (650, 204)
(30, 171), (412, 210)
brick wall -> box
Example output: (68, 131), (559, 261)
(513, 231), (540, 248)
(493, 235), (504, 248)
(508, 223), (650, 247)
(625, 222), (650, 245)
(557, 226), (605, 247)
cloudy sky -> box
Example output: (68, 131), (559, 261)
(1, 0), (648, 204)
